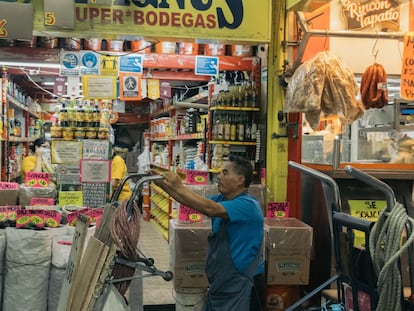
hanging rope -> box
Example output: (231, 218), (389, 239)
(369, 202), (414, 311)
(109, 199), (141, 295)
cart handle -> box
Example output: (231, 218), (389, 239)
(288, 161), (342, 212)
(344, 165), (396, 212)
(111, 173), (150, 203)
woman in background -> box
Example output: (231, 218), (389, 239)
(111, 146), (132, 203)
(21, 137), (51, 183)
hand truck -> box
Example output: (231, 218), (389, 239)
(286, 161), (414, 311)
(61, 173), (173, 311)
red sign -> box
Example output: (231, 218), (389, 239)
(266, 202), (289, 218)
(29, 197), (55, 206)
(26, 172), (50, 188)
(185, 170), (209, 185)
(0, 182), (19, 190)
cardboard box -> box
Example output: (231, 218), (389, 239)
(18, 185), (57, 208)
(0, 182), (19, 206)
(169, 219), (211, 289)
(0, 189), (18, 206)
(265, 218), (313, 285)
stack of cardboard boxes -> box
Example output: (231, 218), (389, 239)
(264, 217), (313, 310)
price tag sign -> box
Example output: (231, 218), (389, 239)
(401, 32), (414, 100)
(266, 202), (289, 218)
(185, 170), (209, 185)
(348, 199), (387, 247)
(26, 172), (50, 188)
(58, 191), (83, 207)
(0, 182), (19, 190)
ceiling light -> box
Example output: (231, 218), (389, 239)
(0, 61), (61, 69)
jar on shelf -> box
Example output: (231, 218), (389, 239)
(85, 127), (97, 139)
(98, 127), (109, 140)
(50, 126), (63, 139)
(74, 127), (86, 139)
(62, 127), (75, 140)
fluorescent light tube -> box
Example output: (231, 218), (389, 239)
(0, 61), (61, 69)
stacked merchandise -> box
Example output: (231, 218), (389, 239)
(264, 218), (313, 311)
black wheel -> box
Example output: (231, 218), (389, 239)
(163, 271), (173, 281)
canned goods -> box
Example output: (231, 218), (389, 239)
(74, 127), (86, 139)
(98, 127), (109, 140)
(62, 127), (75, 140)
(85, 127), (97, 139)
(50, 126), (63, 139)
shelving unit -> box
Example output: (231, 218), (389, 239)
(147, 55), (261, 239)
(1, 70), (42, 182)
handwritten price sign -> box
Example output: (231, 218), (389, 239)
(26, 172), (50, 188)
(185, 170), (209, 185)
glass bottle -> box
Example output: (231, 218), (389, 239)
(237, 115), (245, 142)
(230, 114), (236, 141)
(223, 114), (230, 141)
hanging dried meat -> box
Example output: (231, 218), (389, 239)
(360, 63), (389, 109)
(284, 51), (365, 130)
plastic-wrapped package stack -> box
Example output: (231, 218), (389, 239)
(0, 230), (6, 306)
(3, 228), (53, 311)
(48, 227), (74, 311)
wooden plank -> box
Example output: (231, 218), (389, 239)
(57, 214), (90, 311)
(88, 244), (118, 311)
(67, 236), (110, 311)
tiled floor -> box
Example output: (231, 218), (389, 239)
(127, 219), (176, 310)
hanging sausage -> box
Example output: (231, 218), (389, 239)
(360, 63), (389, 109)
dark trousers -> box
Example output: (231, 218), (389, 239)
(250, 272), (266, 311)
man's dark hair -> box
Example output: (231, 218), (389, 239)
(29, 137), (46, 153)
(229, 155), (253, 188)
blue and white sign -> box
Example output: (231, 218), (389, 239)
(60, 51), (80, 76)
(81, 51), (100, 75)
(119, 55), (143, 73)
(195, 56), (219, 76)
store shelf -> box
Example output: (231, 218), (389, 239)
(8, 136), (31, 143)
(6, 94), (40, 119)
(209, 140), (256, 146)
(150, 162), (170, 170)
(210, 106), (260, 111)
(143, 54), (258, 71)
(173, 102), (209, 110)
(175, 133), (204, 140)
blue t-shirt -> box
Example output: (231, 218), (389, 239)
(209, 193), (264, 275)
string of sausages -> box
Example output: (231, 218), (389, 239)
(360, 63), (389, 109)
(109, 200), (141, 295)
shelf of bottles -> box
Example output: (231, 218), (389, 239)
(51, 98), (113, 141)
(208, 76), (260, 171)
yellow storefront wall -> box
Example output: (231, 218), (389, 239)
(13, 0), (273, 43)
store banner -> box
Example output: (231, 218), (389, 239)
(0, 2), (33, 40)
(6, 0), (271, 43)
(401, 31), (414, 100)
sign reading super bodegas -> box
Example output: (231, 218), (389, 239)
(1, 0), (272, 43)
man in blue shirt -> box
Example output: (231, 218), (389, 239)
(153, 155), (264, 311)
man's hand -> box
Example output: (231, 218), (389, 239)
(150, 169), (183, 189)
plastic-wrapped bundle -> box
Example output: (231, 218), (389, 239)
(3, 228), (52, 311)
(0, 230), (6, 307)
(48, 232), (73, 311)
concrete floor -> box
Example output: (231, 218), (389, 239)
(127, 219), (176, 310)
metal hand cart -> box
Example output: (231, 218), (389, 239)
(60, 173), (173, 311)
(286, 161), (414, 311)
